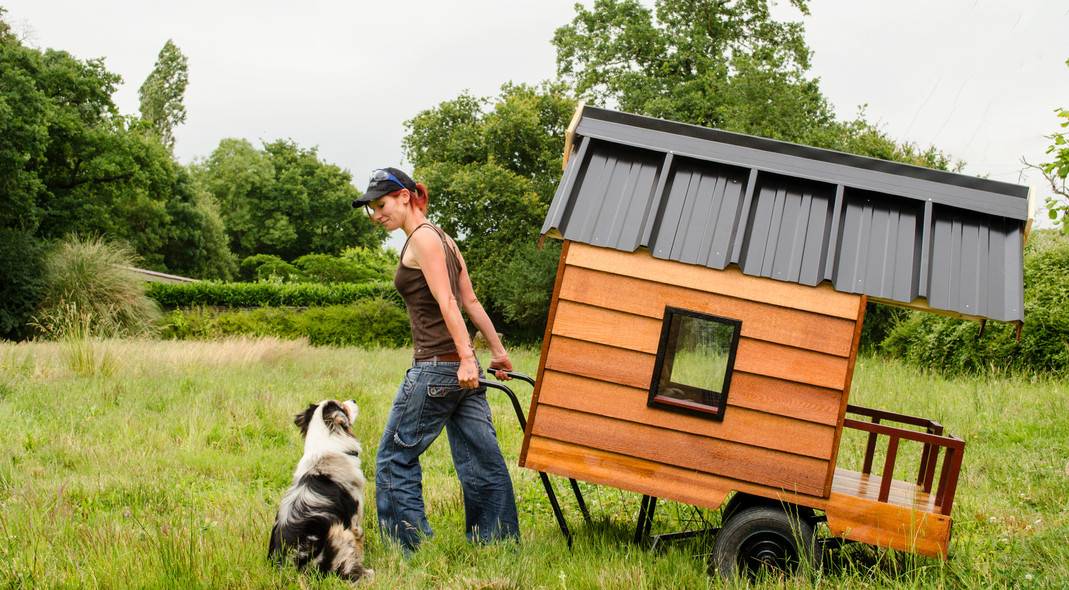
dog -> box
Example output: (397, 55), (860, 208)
(269, 399), (371, 582)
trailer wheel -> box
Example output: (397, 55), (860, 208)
(710, 505), (816, 580)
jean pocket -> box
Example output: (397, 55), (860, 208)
(427, 384), (460, 398)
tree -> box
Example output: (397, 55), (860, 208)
(138, 40), (189, 151)
(158, 167), (236, 280)
(552, 0), (961, 167)
(553, 0), (833, 142)
(0, 10), (49, 232)
(0, 15), (234, 282)
(402, 83), (575, 338)
(197, 138), (387, 261)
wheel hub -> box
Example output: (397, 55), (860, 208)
(740, 533), (794, 573)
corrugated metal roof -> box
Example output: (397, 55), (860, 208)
(543, 107), (1027, 322)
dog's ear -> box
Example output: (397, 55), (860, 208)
(293, 403), (318, 437)
(321, 401), (351, 432)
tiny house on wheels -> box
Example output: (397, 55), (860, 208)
(518, 105), (1029, 575)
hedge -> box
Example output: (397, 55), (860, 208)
(159, 299), (410, 348)
(146, 280), (401, 309)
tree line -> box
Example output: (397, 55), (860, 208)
(3, 1), (1066, 348)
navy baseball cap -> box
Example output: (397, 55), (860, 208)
(352, 167), (416, 208)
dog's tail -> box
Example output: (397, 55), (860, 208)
(268, 519), (321, 570)
(267, 521), (284, 564)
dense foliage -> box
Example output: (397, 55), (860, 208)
(0, 12), (234, 282)
(554, 0), (827, 141)
(881, 230), (1069, 376)
(194, 138), (386, 262)
(0, 229), (48, 340)
(159, 300), (410, 347)
(145, 280), (400, 309)
(1, 8), (386, 312)
(237, 248), (398, 284)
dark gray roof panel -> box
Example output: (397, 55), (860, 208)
(832, 190), (926, 302)
(555, 142), (663, 249)
(652, 158), (749, 267)
(740, 175), (836, 285)
(576, 112), (1028, 220)
(926, 208), (1024, 321)
(543, 108), (1027, 322)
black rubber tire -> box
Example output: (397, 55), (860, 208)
(710, 505), (817, 580)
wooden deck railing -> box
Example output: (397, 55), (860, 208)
(843, 405), (966, 516)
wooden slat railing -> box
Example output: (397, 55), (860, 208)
(843, 404), (965, 516)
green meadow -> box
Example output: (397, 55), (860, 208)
(1, 338), (1067, 589)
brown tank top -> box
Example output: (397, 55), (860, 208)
(394, 223), (464, 360)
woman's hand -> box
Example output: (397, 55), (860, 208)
(457, 357), (480, 389)
(489, 352), (513, 381)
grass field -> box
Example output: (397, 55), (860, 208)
(1, 338), (1067, 589)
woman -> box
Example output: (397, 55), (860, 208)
(355, 167), (520, 552)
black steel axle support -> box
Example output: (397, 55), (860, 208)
(480, 371), (590, 547)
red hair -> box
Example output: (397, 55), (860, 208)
(409, 182), (429, 213)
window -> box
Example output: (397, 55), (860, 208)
(647, 307), (741, 420)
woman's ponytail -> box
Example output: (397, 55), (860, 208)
(411, 182), (430, 213)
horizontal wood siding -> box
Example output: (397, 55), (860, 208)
(551, 301), (850, 389)
(544, 336), (842, 425)
(523, 243), (863, 500)
(531, 405), (828, 492)
(566, 243), (861, 319)
(560, 265), (856, 357)
(538, 370), (835, 459)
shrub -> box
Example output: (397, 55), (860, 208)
(33, 236), (161, 339)
(159, 300), (410, 347)
(293, 253), (382, 283)
(0, 229), (48, 340)
(859, 302), (908, 352)
(880, 229), (1069, 376)
(237, 249), (397, 284)
(145, 280), (401, 309)
(339, 246), (398, 281)
(238, 254), (303, 282)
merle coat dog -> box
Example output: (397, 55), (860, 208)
(269, 400), (371, 581)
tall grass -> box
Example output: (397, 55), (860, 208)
(0, 341), (1066, 588)
(32, 236), (160, 339)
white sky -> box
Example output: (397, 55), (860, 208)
(5, 0), (1069, 247)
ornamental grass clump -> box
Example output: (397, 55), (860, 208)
(33, 237), (161, 340)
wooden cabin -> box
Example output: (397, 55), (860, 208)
(519, 106), (1029, 560)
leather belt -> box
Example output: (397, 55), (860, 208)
(414, 351), (462, 363)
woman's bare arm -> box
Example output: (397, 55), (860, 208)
(454, 248), (512, 380)
(408, 229), (480, 388)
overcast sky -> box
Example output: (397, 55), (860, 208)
(5, 0), (1069, 244)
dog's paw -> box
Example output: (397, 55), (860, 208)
(350, 567), (374, 586)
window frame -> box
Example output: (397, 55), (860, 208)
(646, 306), (742, 421)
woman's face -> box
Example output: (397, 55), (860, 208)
(366, 191), (408, 231)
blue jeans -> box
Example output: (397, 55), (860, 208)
(375, 360), (520, 551)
